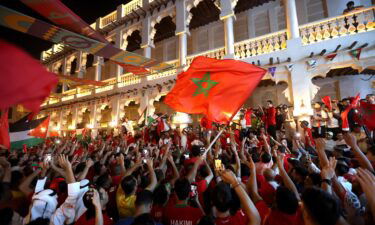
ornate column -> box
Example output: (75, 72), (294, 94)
(115, 5), (125, 83)
(176, 0), (188, 67)
(62, 57), (68, 92)
(284, 0), (299, 39)
(289, 62), (314, 131)
(90, 102), (98, 138)
(76, 51), (87, 78)
(93, 56), (103, 81)
(71, 106), (78, 130)
(141, 15), (152, 58)
(220, 0), (236, 57)
(111, 96), (120, 134)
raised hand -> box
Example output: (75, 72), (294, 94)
(58, 155), (72, 171)
(321, 157), (337, 180)
(219, 169), (238, 186)
(315, 138), (326, 151)
(356, 168), (375, 217)
(91, 189), (102, 209)
(86, 158), (94, 168)
(343, 132), (357, 148)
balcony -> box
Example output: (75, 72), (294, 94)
(95, 77), (117, 93)
(234, 30), (287, 59)
(43, 5), (375, 107)
(300, 6), (374, 45)
(119, 73), (141, 87)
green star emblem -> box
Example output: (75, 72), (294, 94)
(191, 72), (219, 97)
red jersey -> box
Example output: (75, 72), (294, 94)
(163, 203), (203, 225)
(266, 107), (277, 126)
(75, 212), (113, 225)
(151, 205), (164, 223)
(256, 200), (304, 225)
(215, 209), (248, 225)
(303, 127), (315, 147)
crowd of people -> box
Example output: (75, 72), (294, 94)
(0, 93), (374, 225)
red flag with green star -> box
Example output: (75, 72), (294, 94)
(359, 101), (375, 131)
(164, 56), (266, 124)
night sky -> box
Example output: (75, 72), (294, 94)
(0, 0), (130, 59)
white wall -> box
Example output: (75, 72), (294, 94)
(312, 75), (374, 101)
(244, 83), (290, 107)
(338, 75), (374, 99)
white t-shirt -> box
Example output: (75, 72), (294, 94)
(240, 119), (247, 129)
(325, 139), (336, 151)
(312, 110), (328, 127)
(327, 110), (339, 128)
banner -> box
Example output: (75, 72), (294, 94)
(306, 59), (317, 69)
(0, 6), (172, 72)
(325, 53), (337, 61)
(268, 67), (276, 77)
(57, 74), (106, 87)
(349, 48), (362, 60)
(20, 0), (107, 43)
(286, 64), (293, 72)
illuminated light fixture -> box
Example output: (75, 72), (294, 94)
(86, 124), (94, 129)
(53, 126), (60, 131)
(41, 127), (46, 132)
(109, 121), (117, 127)
(68, 125), (76, 130)
(172, 112), (192, 124)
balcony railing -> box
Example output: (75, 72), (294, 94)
(186, 47), (226, 66)
(61, 95), (74, 102)
(100, 11), (117, 28)
(147, 68), (177, 81)
(49, 98), (59, 105)
(76, 89), (92, 98)
(234, 30), (287, 59)
(119, 73), (141, 87)
(62, 89), (77, 95)
(95, 77), (116, 93)
(300, 6), (375, 45)
(122, 0), (142, 17)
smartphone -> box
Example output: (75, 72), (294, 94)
(142, 149), (148, 157)
(295, 132), (301, 138)
(44, 154), (52, 162)
(116, 147), (120, 153)
(184, 153), (190, 159)
(226, 138), (230, 144)
(215, 159), (222, 170)
(191, 184), (197, 196)
(142, 159), (147, 164)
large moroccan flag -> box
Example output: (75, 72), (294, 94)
(164, 56), (267, 124)
(9, 116), (49, 149)
(0, 40), (58, 114)
(0, 109), (10, 149)
(359, 101), (375, 131)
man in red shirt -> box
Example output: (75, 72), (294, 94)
(213, 170), (261, 225)
(300, 121), (315, 151)
(163, 178), (204, 225)
(266, 100), (277, 139)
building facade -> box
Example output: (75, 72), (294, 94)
(33, 0), (374, 135)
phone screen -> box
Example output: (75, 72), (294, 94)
(215, 159), (222, 170)
(44, 154), (52, 162)
(226, 138), (230, 144)
(191, 184), (197, 197)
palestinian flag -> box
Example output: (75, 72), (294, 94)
(9, 116), (49, 149)
(73, 128), (87, 140)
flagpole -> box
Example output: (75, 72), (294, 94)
(203, 128), (225, 156)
